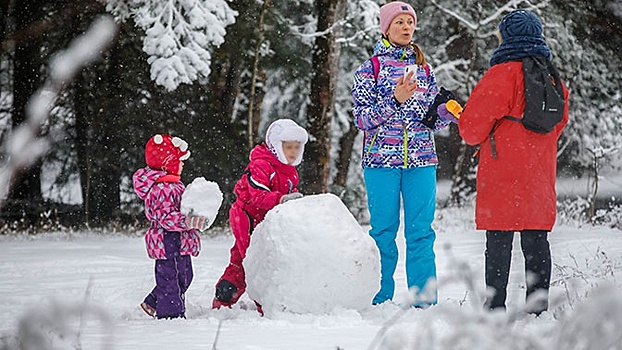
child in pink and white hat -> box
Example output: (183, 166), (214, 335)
(133, 134), (209, 319)
(212, 119), (308, 314)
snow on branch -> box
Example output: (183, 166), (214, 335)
(430, 0), (549, 32)
(0, 16), (118, 209)
(106, 0), (237, 91)
(336, 0), (381, 45)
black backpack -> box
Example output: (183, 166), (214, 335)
(505, 56), (565, 133)
(487, 57), (566, 159)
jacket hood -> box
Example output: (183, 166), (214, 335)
(133, 167), (167, 200)
(250, 143), (297, 173)
(372, 38), (417, 60)
(250, 143), (279, 164)
(265, 119), (308, 166)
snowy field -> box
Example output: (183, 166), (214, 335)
(1, 202), (622, 349)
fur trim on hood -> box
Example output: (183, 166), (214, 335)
(265, 119), (308, 166)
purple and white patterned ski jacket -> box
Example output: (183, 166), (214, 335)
(133, 167), (201, 260)
(352, 39), (449, 169)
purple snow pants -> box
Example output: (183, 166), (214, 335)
(143, 232), (193, 319)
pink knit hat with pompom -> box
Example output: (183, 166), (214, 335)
(379, 2), (417, 35)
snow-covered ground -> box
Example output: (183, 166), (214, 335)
(1, 201), (622, 349)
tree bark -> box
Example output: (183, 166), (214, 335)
(247, 0), (269, 148)
(448, 143), (478, 206)
(88, 39), (122, 225)
(8, 0), (45, 220)
(70, 1), (118, 225)
(302, 0), (345, 194)
(333, 114), (358, 188)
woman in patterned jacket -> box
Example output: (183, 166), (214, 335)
(133, 134), (209, 319)
(351, 1), (455, 307)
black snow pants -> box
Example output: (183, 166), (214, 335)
(485, 230), (551, 314)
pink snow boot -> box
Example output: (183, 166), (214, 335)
(140, 302), (156, 318)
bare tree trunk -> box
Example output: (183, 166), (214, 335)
(448, 14), (483, 206)
(74, 78), (91, 224)
(247, 0), (269, 148)
(8, 0), (45, 222)
(0, 0), (13, 51)
(448, 143), (478, 205)
(587, 148), (600, 221)
(302, 0), (345, 194)
(70, 1), (118, 226)
(333, 115), (358, 188)
(89, 39), (121, 225)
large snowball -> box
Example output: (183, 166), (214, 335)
(180, 177), (223, 229)
(245, 193), (379, 316)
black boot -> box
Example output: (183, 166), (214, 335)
(215, 279), (238, 303)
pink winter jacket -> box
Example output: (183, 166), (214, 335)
(133, 167), (201, 259)
(234, 143), (300, 223)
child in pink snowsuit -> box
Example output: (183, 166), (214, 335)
(212, 119), (309, 310)
(133, 134), (210, 319)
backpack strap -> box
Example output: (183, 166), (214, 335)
(371, 56), (380, 81)
(488, 116), (522, 159)
(503, 116), (522, 123)
(488, 120), (502, 160)
(364, 56), (381, 159)
(371, 56), (430, 82)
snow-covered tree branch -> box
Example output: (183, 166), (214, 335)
(103, 0), (237, 90)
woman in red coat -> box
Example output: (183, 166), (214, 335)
(458, 9), (569, 314)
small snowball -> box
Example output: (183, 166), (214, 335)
(181, 177), (223, 229)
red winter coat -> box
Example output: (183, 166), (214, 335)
(458, 61), (569, 231)
(233, 143), (300, 223)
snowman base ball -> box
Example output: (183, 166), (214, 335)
(244, 193), (379, 315)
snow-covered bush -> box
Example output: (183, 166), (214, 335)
(370, 244), (622, 350)
(0, 299), (113, 350)
(557, 197), (622, 229)
(557, 197), (591, 227)
(593, 202), (622, 229)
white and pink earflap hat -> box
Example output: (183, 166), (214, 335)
(265, 119), (308, 166)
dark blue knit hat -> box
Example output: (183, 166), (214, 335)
(499, 9), (543, 40)
(489, 9), (551, 66)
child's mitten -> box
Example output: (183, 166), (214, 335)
(280, 192), (303, 204)
(437, 103), (458, 124)
(422, 87), (457, 128)
(185, 215), (210, 231)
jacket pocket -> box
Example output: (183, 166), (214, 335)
(180, 230), (201, 257)
(145, 229), (166, 260)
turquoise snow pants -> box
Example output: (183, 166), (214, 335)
(364, 166), (437, 306)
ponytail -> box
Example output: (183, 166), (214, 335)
(413, 44), (426, 67)
(380, 36), (427, 67)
